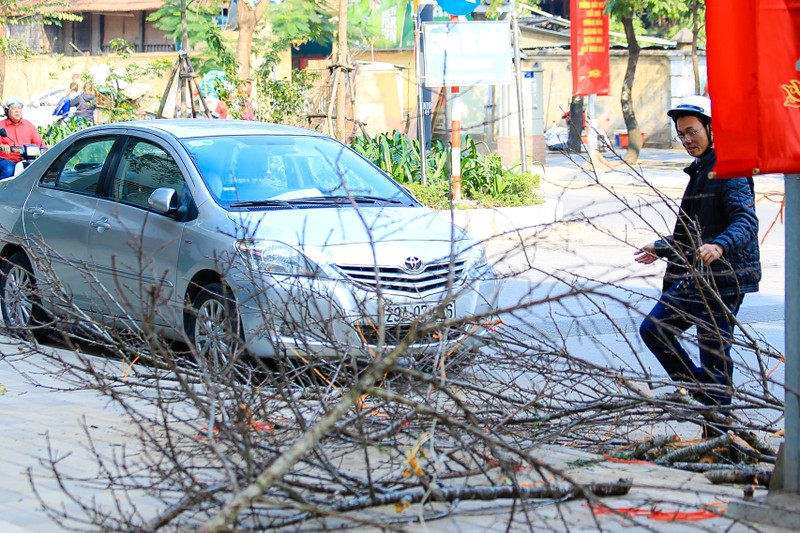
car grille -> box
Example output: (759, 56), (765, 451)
(335, 260), (468, 296)
(355, 323), (465, 348)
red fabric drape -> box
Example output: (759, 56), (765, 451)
(707, 0), (800, 178)
(570, 0), (610, 96)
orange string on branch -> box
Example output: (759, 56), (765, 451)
(592, 502), (726, 521)
(602, 454), (655, 465)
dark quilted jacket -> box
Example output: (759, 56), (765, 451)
(654, 149), (761, 296)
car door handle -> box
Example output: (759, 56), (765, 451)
(26, 206), (44, 219)
(90, 217), (111, 232)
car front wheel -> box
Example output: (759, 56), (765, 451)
(186, 282), (247, 380)
(1, 252), (48, 339)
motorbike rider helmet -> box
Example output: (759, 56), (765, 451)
(3, 97), (24, 114)
(668, 95), (713, 152)
(667, 95), (711, 122)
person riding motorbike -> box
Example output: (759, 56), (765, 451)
(0, 97), (45, 180)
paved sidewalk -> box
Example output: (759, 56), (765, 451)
(0, 346), (789, 532)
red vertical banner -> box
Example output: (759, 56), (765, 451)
(570, 0), (611, 96)
(707, 0), (800, 178)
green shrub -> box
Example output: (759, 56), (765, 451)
(468, 171), (542, 208)
(39, 117), (91, 146)
(351, 131), (544, 209)
(405, 181), (451, 210)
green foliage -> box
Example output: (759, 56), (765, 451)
(261, 0), (394, 47)
(460, 137), (508, 198)
(38, 116), (89, 146)
(0, 0), (81, 59)
(606, 0), (700, 41)
(204, 25), (238, 79)
(481, 0), (538, 19)
(351, 131), (543, 209)
(204, 26), (251, 117)
(147, 0), (222, 49)
(608, 14), (645, 37)
(252, 40), (318, 125)
(108, 38), (135, 58)
(0, 36), (34, 58)
(405, 181), (451, 210)
(347, 0), (409, 49)
(0, 0), (80, 25)
(204, 31), (316, 124)
(263, 0), (333, 45)
(350, 131), (422, 183)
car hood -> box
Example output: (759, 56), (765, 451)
(230, 206), (471, 247)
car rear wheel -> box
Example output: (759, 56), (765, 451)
(186, 282), (249, 381)
(1, 252), (49, 339)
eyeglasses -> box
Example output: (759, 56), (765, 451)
(675, 129), (701, 143)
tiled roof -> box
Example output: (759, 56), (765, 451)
(33, 1), (187, 12)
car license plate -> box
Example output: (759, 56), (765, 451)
(385, 302), (455, 325)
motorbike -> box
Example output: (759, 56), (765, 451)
(0, 127), (45, 178)
(544, 124), (611, 152)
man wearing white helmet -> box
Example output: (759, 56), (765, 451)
(0, 96), (45, 180)
(634, 95), (761, 430)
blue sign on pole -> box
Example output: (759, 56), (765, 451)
(436, 0), (480, 16)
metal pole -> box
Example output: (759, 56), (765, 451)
(785, 173), (800, 492)
(511, 11), (527, 173)
(449, 15), (461, 200)
(415, 0), (428, 186)
(451, 87), (461, 200)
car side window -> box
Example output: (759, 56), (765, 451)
(112, 139), (185, 209)
(41, 137), (115, 194)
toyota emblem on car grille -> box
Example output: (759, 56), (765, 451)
(403, 256), (424, 273)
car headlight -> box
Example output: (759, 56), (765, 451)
(473, 244), (489, 269)
(467, 243), (496, 281)
(235, 240), (320, 276)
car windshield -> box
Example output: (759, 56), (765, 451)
(182, 135), (410, 208)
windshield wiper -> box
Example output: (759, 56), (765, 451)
(231, 196), (409, 208)
(349, 195), (407, 205)
(282, 195), (407, 206)
(229, 199), (295, 208)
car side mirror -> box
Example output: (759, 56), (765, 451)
(148, 187), (179, 215)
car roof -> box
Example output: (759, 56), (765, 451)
(106, 119), (325, 140)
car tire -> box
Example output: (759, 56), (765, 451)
(0, 252), (49, 340)
(186, 282), (250, 381)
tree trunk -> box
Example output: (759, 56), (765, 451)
(236, 2), (255, 80)
(235, 1), (268, 80)
(180, 0), (189, 52)
(567, 96), (583, 153)
(335, 0), (348, 142)
(621, 14), (642, 164)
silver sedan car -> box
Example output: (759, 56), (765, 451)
(0, 120), (500, 366)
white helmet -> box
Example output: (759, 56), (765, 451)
(667, 95), (711, 120)
(3, 97), (23, 110)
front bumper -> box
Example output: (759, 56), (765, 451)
(232, 269), (501, 360)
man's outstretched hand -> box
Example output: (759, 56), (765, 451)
(634, 243), (658, 265)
